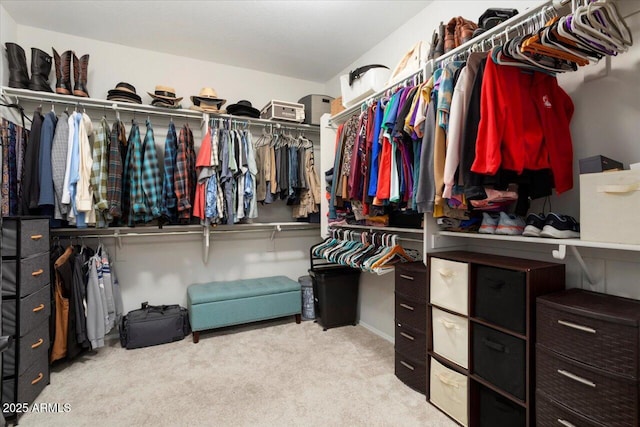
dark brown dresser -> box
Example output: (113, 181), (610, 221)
(536, 289), (640, 427)
(1, 217), (51, 422)
(394, 261), (428, 394)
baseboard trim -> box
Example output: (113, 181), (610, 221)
(359, 321), (394, 344)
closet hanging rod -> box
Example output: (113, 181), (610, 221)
(205, 111), (320, 133)
(432, 0), (572, 66)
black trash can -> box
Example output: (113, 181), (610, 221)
(308, 265), (360, 331)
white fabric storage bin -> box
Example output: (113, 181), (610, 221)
(340, 67), (390, 108)
(432, 307), (468, 369)
(430, 258), (469, 315)
(430, 357), (468, 427)
(580, 170), (640, 245)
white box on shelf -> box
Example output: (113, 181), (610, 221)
(580, 169), (640, 245)
(340, 66), (390, 108)
(260, 100), (305, 123)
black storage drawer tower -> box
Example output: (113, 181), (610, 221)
(1, 217), (51, 421)
(309, 265), (360, 330)
(394, 261), (427, 395)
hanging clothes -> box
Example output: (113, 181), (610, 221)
(20, 109), (43, 215)
(140, 119), (162, 223)
(37, 110), (58, 219)
(91, 117), (110, 227)
(107, 120), (126, 220)
(175, 124), (193, 223)
(161, 121), (178, 223)
(76, 112), (96, 227)
(50, 245), (74, 363)
(51, 111), (70, 221)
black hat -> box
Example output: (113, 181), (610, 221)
(107, 82), (142, 104)
(227, 100), (260, 118)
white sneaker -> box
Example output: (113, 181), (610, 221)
(495, 212), (526, 235)
(479, 212), (499, 234)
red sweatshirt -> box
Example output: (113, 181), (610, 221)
(471, 54), (574, 194)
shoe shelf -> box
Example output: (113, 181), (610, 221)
(433, 231), (640, 286)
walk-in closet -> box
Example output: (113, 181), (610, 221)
(1, 0), (639, 426)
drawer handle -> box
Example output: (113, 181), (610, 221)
(438, 269), (454, 279)
(557, 369), (596, 388)
(400, 332), (415, 341)
(31, 338), (44, 349)
(31, 269), (44, 277)
(400, 274), (415, 281)
(438, 318), (460, 330)
(30, 234), (43, 241)
(483, 338), (505, 353)
(33, 304), (45, 312)
(399, 303), (415, 311)
(557, 320), (596, 334)
(557, 419), (577, 427)
(31, 373), (44, 385)
(437, 374), (459, 389)
(400, 361), (415, 371)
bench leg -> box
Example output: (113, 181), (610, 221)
(295, 314), (301, 324)
(193, 331), (200, 343)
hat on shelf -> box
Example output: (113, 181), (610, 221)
(107, 82), (142, 104)
(190, 87), (226, 113)
(226, 100), (260, 118)
(147, 85), (183, 108)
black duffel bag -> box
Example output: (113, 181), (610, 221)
(119, 302), (191, 349)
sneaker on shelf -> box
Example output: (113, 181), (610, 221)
(479, 212), (499, 234)
(540, 213), (580, 239)
(495, 211), (526, 235)
(522, 213), (546, 237)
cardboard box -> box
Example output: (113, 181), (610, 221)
(580, 170), (640, 244)
(298, 94), (334, 125)
(579, 155), (623, 174)
(331, 97), (345, 116)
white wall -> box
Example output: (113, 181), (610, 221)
(0, 18), (327, 314)
(14, 25), (325, 110)
(0, 5), (17, 89)
(323, 0), (640, 341)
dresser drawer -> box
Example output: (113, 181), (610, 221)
(395, 321), (426, 361)
(473, 324), (526, 400)
(394, 293), (426, 330)
(474, 266), (526, 334)
(3, 285), (51, 337)
(538, 295), (640, 378)
(536, 390), (606, 427)
(430, 357), (468, 427)
(536, 346), (638, 427)
(2, 252), (50, 297)
(3, 320), (50, 377)
(1, 218), (49, 258)
(1, 358), (49, 415)
(430, 258), (468, 315)
(395, 351), (426, 394)
(478, 384), (525, 427)
(432, 307), (468, 369)
(395, 261), (427, 301)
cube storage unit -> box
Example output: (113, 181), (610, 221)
(308, 264), (360, 331)
(426, 251), (565, 427)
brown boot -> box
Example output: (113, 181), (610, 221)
(73, 53), (89, 97)
(52, 48), (72, 95)
(444, 19), (457, 53)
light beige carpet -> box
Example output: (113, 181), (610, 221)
(19, 319), (455, 426)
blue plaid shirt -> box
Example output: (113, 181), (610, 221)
(128, 122), (144, 225)
(141, 120), (161, 222)
(161, 122), (178, 221)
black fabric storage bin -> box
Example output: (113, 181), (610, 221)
(473, 324), (526, 400)
(478, 384), (526, 427)
(309, 265), (360, 330)
(475, 266), (526, 334)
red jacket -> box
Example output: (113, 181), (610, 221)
(471, 54), (574, 194)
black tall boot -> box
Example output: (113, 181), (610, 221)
(73, 53), (89, 97)
(28, 47), (53, 92)
(434, 22), (445, 58)
(52, 48), (72, 95)
(4, 42), (29, 89)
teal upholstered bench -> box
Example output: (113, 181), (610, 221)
(187, 276), (302, 343)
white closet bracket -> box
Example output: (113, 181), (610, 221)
(202, 226), (211, 264)
(270, 224), (282, 241)
(114, 229), (122, 249)
(552, 244), (596, 285)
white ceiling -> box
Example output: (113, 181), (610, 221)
(1, 0), (430, 83)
